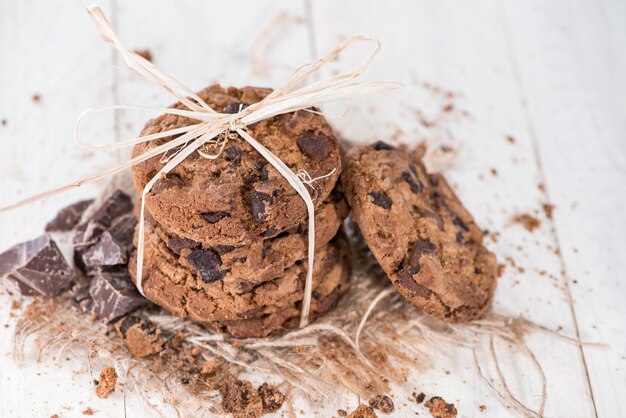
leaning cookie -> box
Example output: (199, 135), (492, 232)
(129, 226), (351, 322)
(342, 142), (497, 322)
(131, 84), (342, 247)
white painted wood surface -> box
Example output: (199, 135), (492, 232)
(0, 1), (624, 417)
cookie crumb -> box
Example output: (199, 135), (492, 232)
(416, 392), (426, 403)
(479, 404), (487, 412)
(115, 316), (164, 358)
(338, 409), (348, 417)
(82, 407), (95, 415)
(133, 48), (152, 62)
(220, 375), (263, 418)
(543, 203), (555, 219)
(347, 405), (378, 418)
(425, 396), (457, 418)
(258, 382), (285, 413)
(369, 395), (394, 413)
(512, 214), (541, 232)
(95, 367), (118, 398)
(32, 93), (41, 103)
(506, 135), (516, 144)
(10, 300), (20, 310)
(50, 415), (59, 418)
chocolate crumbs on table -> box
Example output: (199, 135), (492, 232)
(369, 395), (394, 414)
(512, 213), (541, 232)
(347, 404), (378, 418)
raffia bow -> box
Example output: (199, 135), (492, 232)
(1, 6), (401, 327)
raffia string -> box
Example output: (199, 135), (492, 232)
(0, 6), (401, 328)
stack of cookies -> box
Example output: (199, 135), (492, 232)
(128, 85), (352, 338)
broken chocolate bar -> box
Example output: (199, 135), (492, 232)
(73, 190), (134, 272)
(0, 234), (74, 297)
(89, 269), (147, 323)
(81, 214), (136, 268)
(45, 199), (94, 232)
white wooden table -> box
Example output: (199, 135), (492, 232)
(1, 1), (624, 417)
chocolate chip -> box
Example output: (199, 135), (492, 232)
(214, 245), (236, 255)
(261, 227), (278, 237)
(474, 267), (482, 274)
(202, 211), (229, 224)
(89, 269), (147, 323)
(456, 232), (464, 243)
(223, 102), (248, 114)
(407, 239), (437, 275)
(224, 146), (242, 163)
(249, 192), (272, 222)
(395, 273), (431, 298)
(186, 249), (227, 283)
(401, 171), (423, 193)
(45, 199), (93, 232)
(453, 216), (469, 232)
(371, 141), (394, 150)
(0, 234), (74, 297)
(368, 192), (392, 209)
(167, 237), (200, 253)
(152, 174), (184, 194)
(297, 131), (332, 161)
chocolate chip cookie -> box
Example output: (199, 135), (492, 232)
(129, 224), (351, 323)
(131, 85), (342, 247)
(139, 186), (349, 293)
(212, 256), (351, 338)
(342, 142), (497, 322)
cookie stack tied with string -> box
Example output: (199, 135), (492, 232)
(128, 85), (352, 338)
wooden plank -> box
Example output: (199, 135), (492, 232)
(0, 1), (128, 417)
(501, 0), (626, 416)
(308, 0), (598, 416)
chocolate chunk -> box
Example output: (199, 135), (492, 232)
(74, 190), (133, 245)
(70, 282), (94, 313)
(186, 249), (228, 283)
(152, 174), (184, 193)
(368, 192), (392, 209)
(371, 141), (394, 150)
(456, 232), (464, 243)
(224, 146), (242, 163)
(261, 227), (278, 237)
(201, 211), (229, 224)
(395, 273), (431, 298)
(223, 102), (247, 114)
(369, 395), (394, 414)
(45, 199), (93, 232)
(249, 192), (272, 222)
(256, 162), (269, 181)
(81, 214), (136, 268)
(401, 171), (423, 193)
(258, 383), (285, 413)
(416, 392), (426, 403)
(0, 234), (74, 297)
(407, 239), (437, 275)
(453, 216), (469, 232)
(330, 187), (345, 202)
(89, 269), (147, 323)
(167, 236), (200, 253)
(214, 245), (236, 255)
(297, 131), (332, 161)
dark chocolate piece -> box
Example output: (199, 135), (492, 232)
(71, 282), (94, 313)
(186, 249), (228, 283)
(74, 190), (133, 246)
(249, 192), (271, 222)
(371, 140), (394, 150)
(81, 214), (136, 268)
(201, 211), (229, 224)
(0, 234), (74, 297)
(45, 199), (93, 232)
(297, 131), (332, 161)
(368, 192), (392, 209)
(89, 269), (147, 323)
